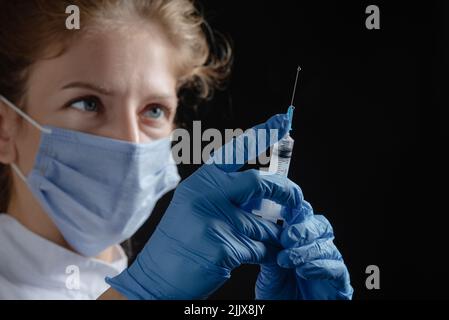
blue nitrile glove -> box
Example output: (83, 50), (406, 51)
(255, 200), (354, 300)
(106, 113), (304, 299)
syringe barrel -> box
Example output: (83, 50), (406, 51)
(268, 134), (294, 176)
(252, 133), (295, 226)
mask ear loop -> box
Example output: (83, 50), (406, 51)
(10, 164), (27, 183)
(0, 95), (52, 134)
(0, 95), (52, 182)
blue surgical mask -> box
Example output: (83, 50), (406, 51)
(0, 95), (180, 257)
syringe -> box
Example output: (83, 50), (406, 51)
(252, 67), (301, 226)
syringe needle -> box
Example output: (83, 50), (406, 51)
(290, 66), (301, 106)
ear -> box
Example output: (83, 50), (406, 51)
(0, 99), (18, 165)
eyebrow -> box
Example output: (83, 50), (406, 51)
(62, 82), (114, 96)
(61, 82), (177, 101)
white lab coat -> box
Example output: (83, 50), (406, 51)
(0, 214), (127, 300)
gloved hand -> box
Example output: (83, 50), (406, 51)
(106, 113), (304, 299)
(255, 200), (354, 300)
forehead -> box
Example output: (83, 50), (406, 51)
(27, 22), (179, 97)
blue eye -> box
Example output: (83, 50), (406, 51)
(69, 97), (100, 112)
(143, 105), (166, 119)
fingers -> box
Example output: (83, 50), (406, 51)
(207, 114), (290, 173)
(277, 238), (342, 268)
(236, 238), (280, 265)
(281, 199), (314, 225)
(295, 260), (354, 300)
(230, 207), (283, 246)
(295, 260), (351, 285)
(255, 264), (298, 300)
(190, 173), (283, 245)
(224, 169), (304, 210)
(280, 215), (334, 248)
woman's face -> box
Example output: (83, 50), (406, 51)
(14, 22), (179, 175)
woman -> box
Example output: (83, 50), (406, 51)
(0, 0), (353, 300)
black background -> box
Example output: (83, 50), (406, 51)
(131, 0), (448, 299)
